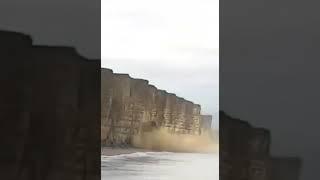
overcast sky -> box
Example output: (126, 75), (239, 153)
(102, 0), (219, 127)
(220, 0), (320, 178)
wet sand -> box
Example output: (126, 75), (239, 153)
(101, 147), (151, 156)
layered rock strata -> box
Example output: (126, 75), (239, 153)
(0, 31), (100, 180)
(220, 111), (302, 180)
(201, 115), (213, 132)
(101, 68), (204, 146)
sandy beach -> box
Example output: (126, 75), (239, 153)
(101, 147), (152, 156)
(102, 148), (218, 180)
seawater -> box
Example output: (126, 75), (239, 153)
(102, 152), (218, 180)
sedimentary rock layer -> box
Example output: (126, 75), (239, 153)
(0, 31), (100, 180)
(201, 115), (213, 131)
(220, 111), (302, 180)
(220, 111), (271, 180)
(101, 68), (204, 146)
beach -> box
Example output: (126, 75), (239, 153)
(101, 149), (218, 180)
(101, 147), (152, 156)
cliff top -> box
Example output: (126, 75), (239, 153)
(0, 30), (32, 47)
(32, 45), (94, 63)
(220, 111), (270, 132)
(148, 84), (157, 89)
(102, 68), (113, 73)
(103, 68), (204, 109)
(114, 73), (130, 77)
(220, 111), (251, 127)
(0, 30), (97, 63)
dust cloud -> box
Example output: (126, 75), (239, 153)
(132, 128), (219, 153)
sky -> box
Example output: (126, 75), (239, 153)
(0, 0), (100, 58)
(220, 0), (320, 178)
(102, 0), (219, 128)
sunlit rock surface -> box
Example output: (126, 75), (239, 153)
(101, 68), (212, 146)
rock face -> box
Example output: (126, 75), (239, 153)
(101, 68), (204, 146)
(201, 115), (213, 132)
(0, 31), (100, 180)
(220, 111), (302, 180)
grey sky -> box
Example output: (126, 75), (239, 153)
(220, 0), (320, 178)
(102, 0), (219, 128)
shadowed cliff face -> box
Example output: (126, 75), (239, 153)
(220, 111), (270, 180)
(0, 31), (100, 180)
(101, 68), (212, 147)
(220, 111), (302, 180)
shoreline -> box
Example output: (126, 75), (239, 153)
(101, 146), (218, 156)
(101, 147), (154, 156)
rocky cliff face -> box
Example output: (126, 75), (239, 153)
(201, 115), (213, 132)
(101, 68), (204, 146)
(0, 31), (100, 180)
(220, 111), (302, 180)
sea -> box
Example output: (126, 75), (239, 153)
(102, 151), (218, 180)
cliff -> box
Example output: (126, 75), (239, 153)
(201, 115), (213, 131)
(220, 111), (302, 180)
(101, 68), (208, 146)
(0, 31), (100, 180)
